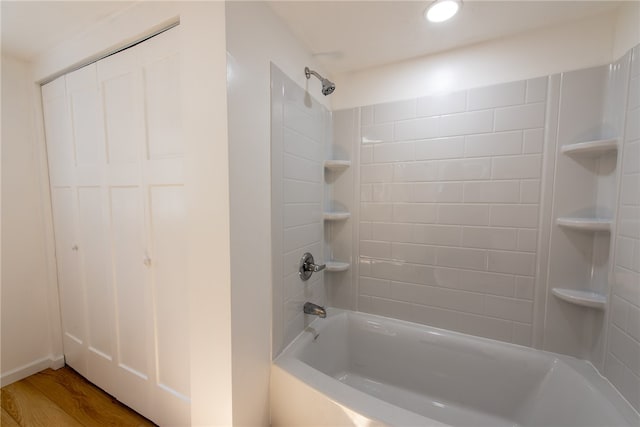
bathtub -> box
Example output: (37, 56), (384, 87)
(271, 308), (640, 427)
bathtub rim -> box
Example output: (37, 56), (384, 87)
(273, 308), (640, 426)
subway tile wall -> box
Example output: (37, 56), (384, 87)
(604, 46), (640, 412)
(272, 65), (329, 355)
(357, 77), (547, 345)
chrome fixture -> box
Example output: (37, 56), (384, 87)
(304, 302), (327, 318)
(304, 66), (335, 96)
(299, 252), (326, 281)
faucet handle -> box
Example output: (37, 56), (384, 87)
(310, 262), (326, 273)
(299, 252), (326, 281)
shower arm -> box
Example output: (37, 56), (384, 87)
(304, 67), (321, 80)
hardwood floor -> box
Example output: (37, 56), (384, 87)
(1, 367), (156, 427)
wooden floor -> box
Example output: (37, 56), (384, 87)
(1, 367), (156, 427)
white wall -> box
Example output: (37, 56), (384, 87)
(225, 2), (330, 424)
(29, 3), (232, 425)
(333, 11), (618, 110)
(614, 1), (640, 60)
(1, 54), (63, 385)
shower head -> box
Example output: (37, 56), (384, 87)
(305, 66), (335, 96)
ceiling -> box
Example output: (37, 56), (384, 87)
(268, 1), (623, 74)
(1, 1), (623, 71)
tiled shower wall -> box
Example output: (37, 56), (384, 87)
(271, 65), (329, 356)
(605, 46), (640, 411)
(356, 78), (548, 345)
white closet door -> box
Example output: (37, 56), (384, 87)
(65, 61), (117, 392)
(42, 78), (87, 375)
(97, 31), (153, 419)
(42, 26), (188, 426)
(137, 29), (190, 424)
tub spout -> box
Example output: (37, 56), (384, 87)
(304, 302), (326, 318)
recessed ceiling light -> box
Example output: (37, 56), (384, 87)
(425, 0), (461, 23)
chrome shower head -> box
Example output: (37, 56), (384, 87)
(305, 66), (335, 96)
(321, 79), (336, 96)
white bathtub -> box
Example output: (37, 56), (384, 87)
(272, 308), (640, 427)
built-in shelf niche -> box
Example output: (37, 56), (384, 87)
(552, 135), (619, 311)
(325, 261), (350, 272)
(560, 138), (618, 156)
(323, 211), (350, 221)
(324, 160), (351, 170)
(324, 157), (351, 277)
(556, 217), (612, 232)
(551, 288), (607, 310)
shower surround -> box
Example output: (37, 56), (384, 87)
(354, 78), (547, 346)
(329, 48), (639, 411)
(272, 45), (640, 413)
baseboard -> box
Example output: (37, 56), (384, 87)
(1, 354), (65, 387)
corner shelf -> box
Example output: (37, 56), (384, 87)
(556, 217), (612, 232)
(550, 137), (617, 316)
(324, 158), (351, 280)
(325, 261), (350, 272)
(551, 288), (607, 310)
(323, 211), (350, 221)
(324, 160), (351, 171)
(560, 138), (618, 157)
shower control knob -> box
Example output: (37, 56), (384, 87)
(71, 245), (78, 251)
(299, 252), (326, 281)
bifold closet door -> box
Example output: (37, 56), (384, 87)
(41, 26), (189, 426)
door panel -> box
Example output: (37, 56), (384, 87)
(99, 48), (141, 167)
(50, 187), (87, 375)
(42, 79), (74, 186)
(141, 29), (182, 161)
(77, 187), (114, 357)
(110, 186), (149, 379)
(66, 64), (105, 168)
(77, 186), (117, 390)
(149, 185), (188, 398)
(144, 54), (181, 159)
